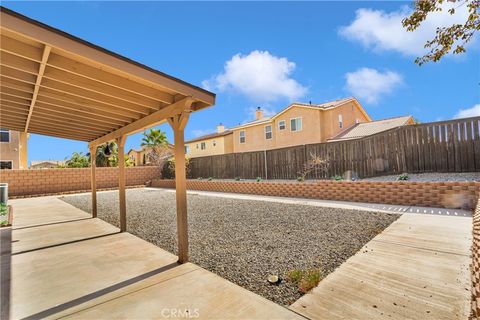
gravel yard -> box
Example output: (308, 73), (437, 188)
(360, 172), (480, 182)
(61, 188), (398, 306)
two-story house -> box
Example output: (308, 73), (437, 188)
(185, 124), (234, 158)
(185, 97), (371, 157)
(0, 129), (28, 169)
(184, 98), (416, 158)
(231, 97), (371, 153)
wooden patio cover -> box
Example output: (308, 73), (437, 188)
(0, 6), (215, 262)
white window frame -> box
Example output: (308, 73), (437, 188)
(290, 117), (303, 132)
(0, 129), (10, 143)
(0, 160), (13, 170)
(185, 145), (190, 154)
(278, 120), (286, 131)
(265, 125), (272, 140)
(338, 114), (343, 128)
(212, 140), (216, 147)
(200, 142), (206, 150)
(239, 130), (246, 144)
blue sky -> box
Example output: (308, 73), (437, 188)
(3, 1), (479, 163)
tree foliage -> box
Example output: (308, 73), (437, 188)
(141, 129), (171, 167)
(403, 0), (480, 65)
(64, 152), (90, 168)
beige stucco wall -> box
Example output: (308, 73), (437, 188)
(0, 130), (28, 169)
(233, 121), (276, 153)
(186, 134), (233, 158)
(321, 101), (370, 140)
(273, 107), (323, 149)
(231, 103), (370, 153)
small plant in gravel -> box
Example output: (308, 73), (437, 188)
(256, 177), (262, 182)
(332, 175), (343, 181)
(297, 176), (305, 182)
(297, 153), (330, 181)
(197, 177), (203, 180)
(287, 268), (322, 294)
(208, 177), (213, 181)
(397, 173), (409, 181)
(234, 177), (241, 181)
(0, 203), (8, 226)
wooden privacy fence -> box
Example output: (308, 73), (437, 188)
(189, 117), (480, 179)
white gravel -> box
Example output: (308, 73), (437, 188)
(60, 188), (398, 306)
(360, 172), (480, 182)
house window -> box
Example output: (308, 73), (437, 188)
(142, 154), (146, 164)
(278, 120), (286, 131)
(290, 118), (302, 132)
(185, 145), (190, 154)
(0, 129), (9, 143)
(196, 144), (199, 149)
(213, 140), (216, 147)
(200, 142), (206, 150)
(265, 125), (272, 140)
(0, 161), (12, 169)
(338, 114), (343, 128)
(239, 131), (246, 143)
(355, 118), (360, 124)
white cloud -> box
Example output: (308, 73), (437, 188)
(455, 104), (480, 118)
(344, 68), (403, 104)
(202, 50), (307, 102)
(339, 3), (472, 56)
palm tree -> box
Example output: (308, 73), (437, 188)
(95, 141), (118, 167)
(141, 128), (168, 148)
(141, 129), (170, 166)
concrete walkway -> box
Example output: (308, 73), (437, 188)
(6, 197), (304, 319)
(290, 213), (472, 319)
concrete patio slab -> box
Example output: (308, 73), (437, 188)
(7, 197), (304, 320)
(290, 213), (472, 320)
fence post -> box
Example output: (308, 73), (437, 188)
(264, 149), (268, 180)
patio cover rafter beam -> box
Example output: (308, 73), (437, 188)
(89, 97), (194, 147)
(25, 44), (50, 132)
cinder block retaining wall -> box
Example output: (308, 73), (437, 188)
(151, 179), (480, 209)
(472, 199), (480, 319)
(0, 167), (161, 198)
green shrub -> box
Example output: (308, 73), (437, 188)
(332, 175), (343, 181)
(235, 177), (241, 181)
(197, 177), (203, 180)
(297, 176), (305, 182)
(0, 203), (8, 226)
(208, 177), (213, 181)
(256, 176), (262, 182)
(397, 173), (409, 181)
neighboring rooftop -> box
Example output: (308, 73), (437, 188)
(30, 160), (65, 168)
(186, 129), (232, 144)
(328, 116), (413, 142)
(289, 97), (355, 110)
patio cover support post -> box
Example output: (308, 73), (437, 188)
(117, 135), (127, 232)
(90, 146), (97, 218)
(168, 109), (191, 264)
